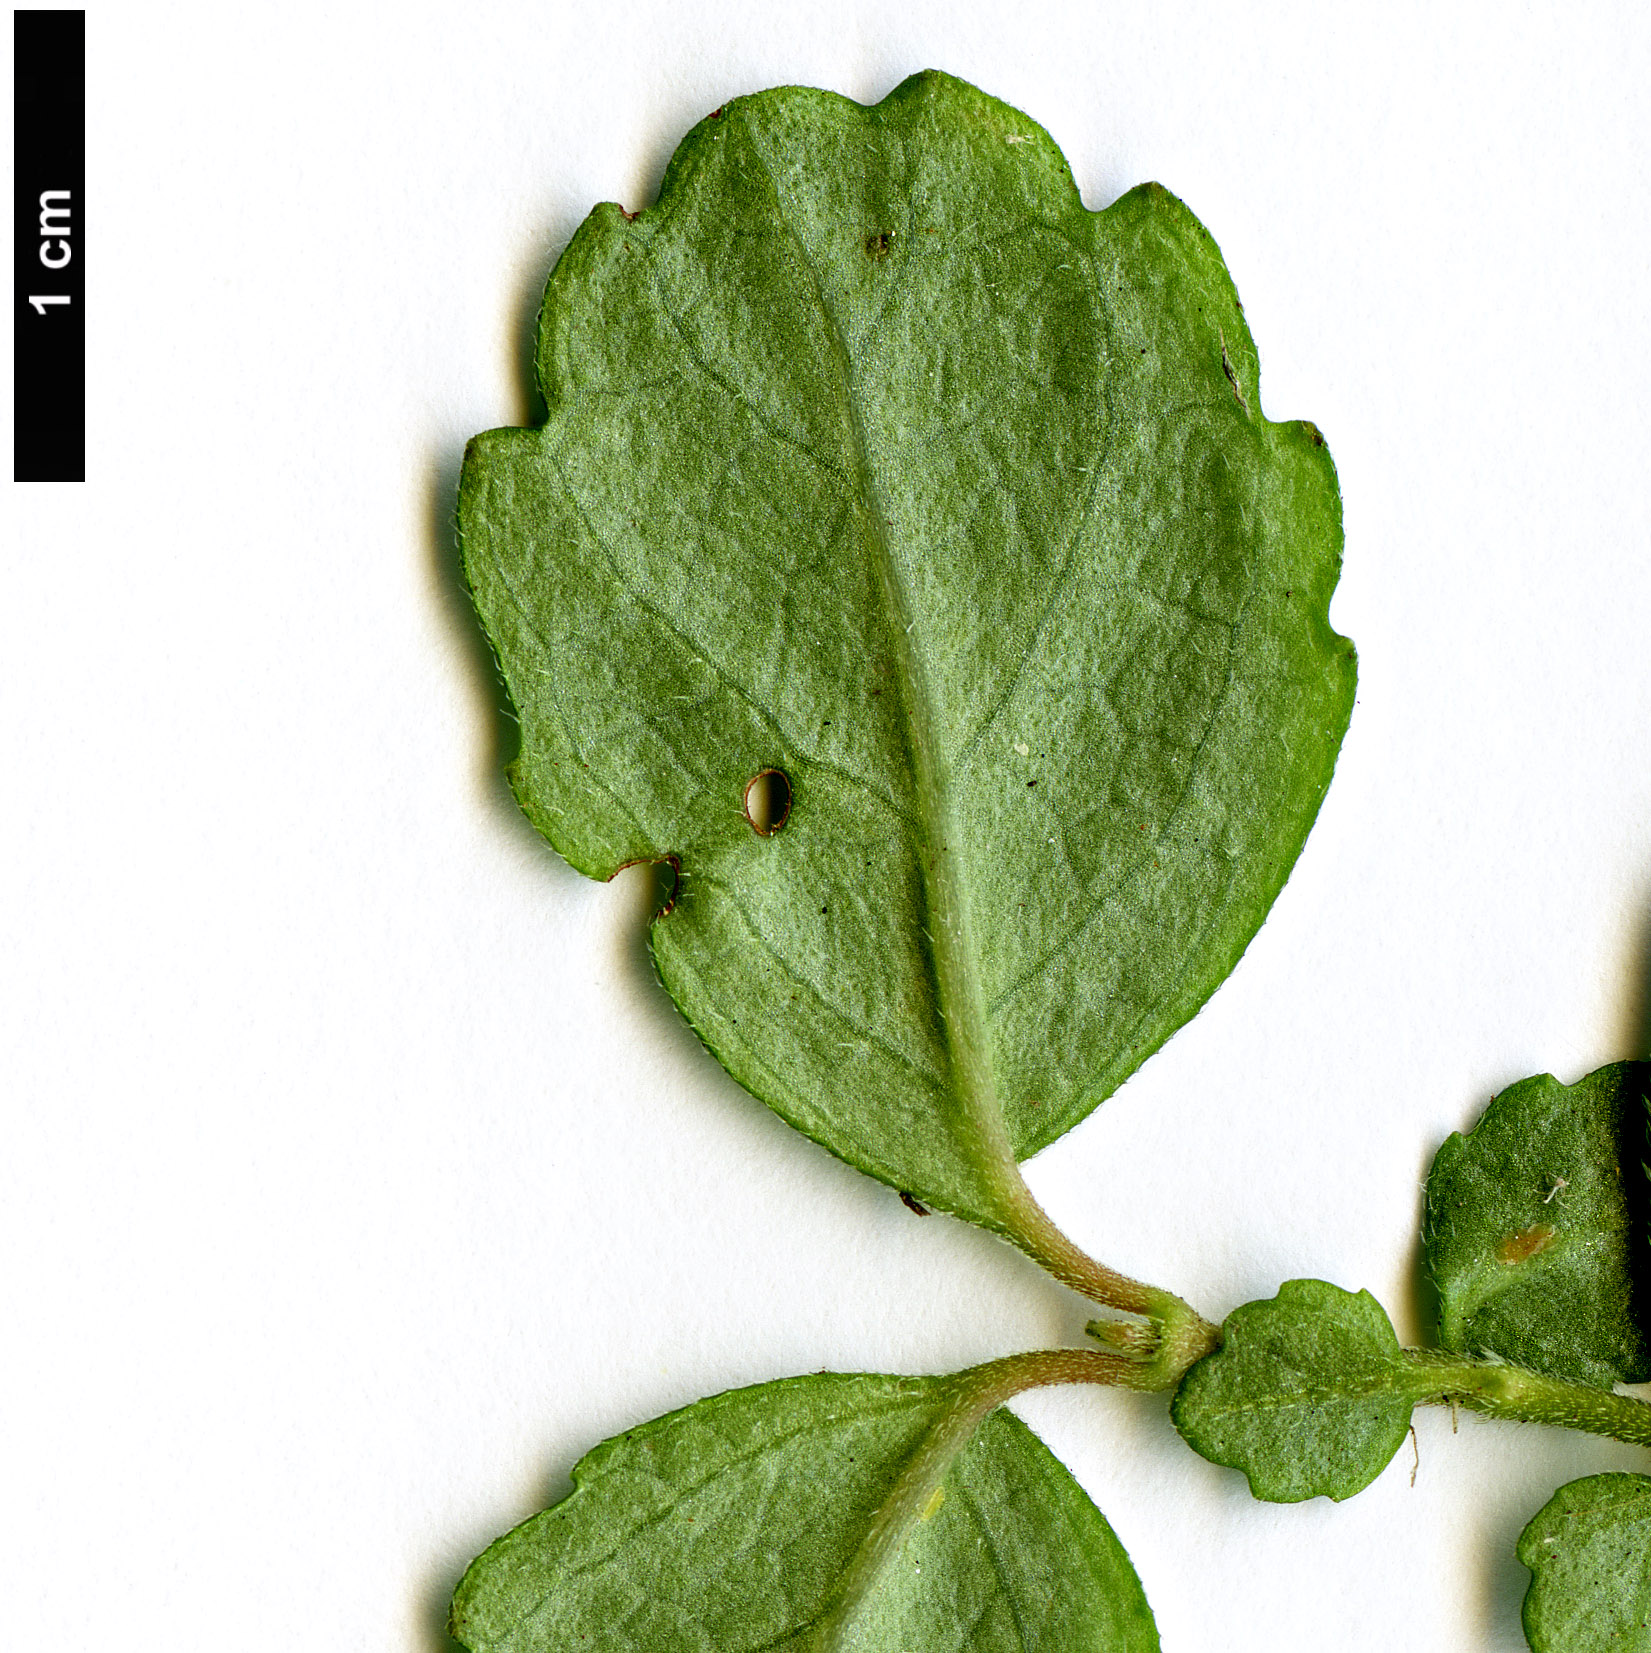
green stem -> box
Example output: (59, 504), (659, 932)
(965, 1344), (1176, 1401)
(994, 1177), (1220, 1380)
(1404, 1348), (1651, 1447)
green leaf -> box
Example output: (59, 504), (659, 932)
(1424, 1061), (1651, 1387)
(459, 70), (1354, 1230)
(451, 1366), (1159, 1653)
(1170, 1279), (1431, 1502)
(1518, 1472), (1651, 1652)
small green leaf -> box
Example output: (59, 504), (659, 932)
(1424, 1062), (1651, 1387)
(1518, 1472), (1651, 1652)
(451, 1368), (1159, 1653)
(459, 70), (1354, 1232)
(1171, 1279), (1429, 1502)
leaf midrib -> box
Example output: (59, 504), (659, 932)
(805, 1376), (996, 1653)
(735, 107), (1019, 1201)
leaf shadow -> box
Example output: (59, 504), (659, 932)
(1477, 1468), (1538, 1647)
(1608, 891), (1651, 1367)
(1623, 896), (1651, 1061)
(1398, 1183), (1440, 1354)
(417, 1558), (467, 1653)
(609, 863), (748, 1077)
(415, 1442), (587, 1653)
(1623, 896), (1651, 1365)
(422, 214), (566, 849)
(424, 435), (525, 828)
(1618, 1076), (1651, 1379)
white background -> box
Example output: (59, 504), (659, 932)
(4, 4), (1650, 1649)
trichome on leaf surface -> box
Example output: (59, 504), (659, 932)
(452, 70), (1651, 1652)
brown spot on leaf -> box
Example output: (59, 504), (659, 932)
(899, 1191), (930, 1216)
(865, 230), (895, 260)
(1495, 1223), (1557, 1265)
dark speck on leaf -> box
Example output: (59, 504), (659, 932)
(899, 1191), (930, 1216)
(866, 231), (895, 259)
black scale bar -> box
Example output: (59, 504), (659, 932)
(14, 9), (84, 482)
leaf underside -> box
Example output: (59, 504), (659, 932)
(1519, 1473), (1651, 1652)
(459, 70), (1355, 1225)
(1170, 1279), (1419, 1502)
(450, 1371), (1159, 1653)
(1424, 1062), (1651, 1387)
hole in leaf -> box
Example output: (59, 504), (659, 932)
(611, 854), (681, 919)
(644, 856), (681, 917)
(743, 769), (791, 836)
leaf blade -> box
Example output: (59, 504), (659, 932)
(1170, 1279), (1423, 1502)
(460, 71), (1354, 1223)
(1518, 1472), (1651, 1652)
(1424, 1061), (1651, 1386)
(450, 1370), (1159, 1653)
